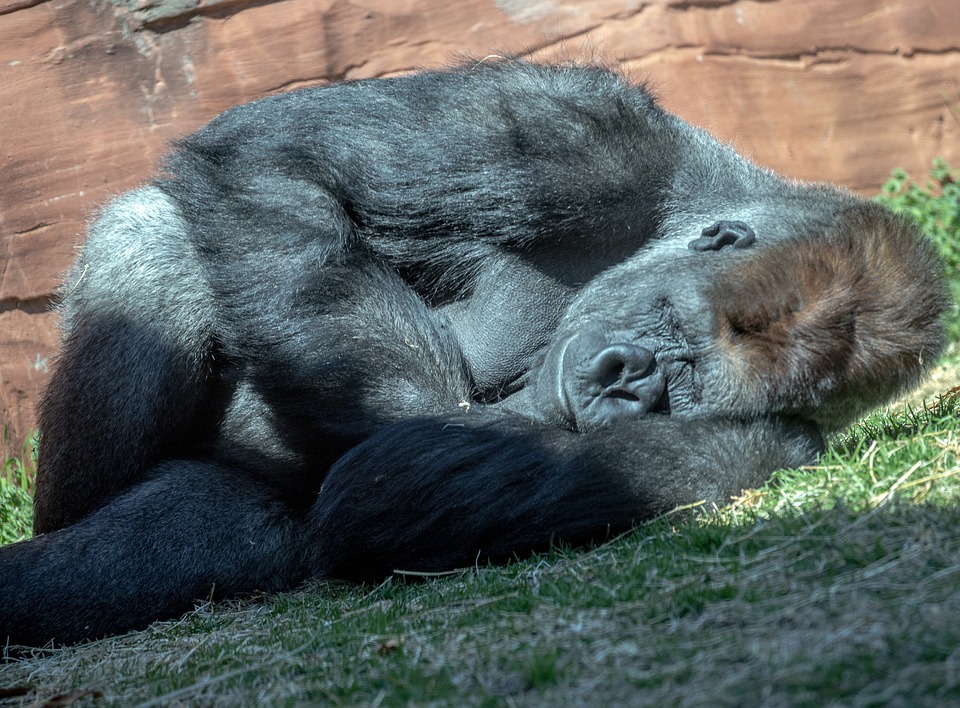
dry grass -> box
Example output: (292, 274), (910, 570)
(2, 501), (958, 706)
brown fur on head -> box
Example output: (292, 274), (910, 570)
(710, 202), (949, 430)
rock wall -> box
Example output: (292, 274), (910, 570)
(1, 0), (958, 449)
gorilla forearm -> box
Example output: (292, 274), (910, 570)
(0, 414), (820, 646)
(307, 415), (822, 582)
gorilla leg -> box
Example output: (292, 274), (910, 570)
(34, 187), (216, 533)
(305, 415), (823, 582)
(1, 460), (302, 646)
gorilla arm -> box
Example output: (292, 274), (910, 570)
(0, 414), (819, 647)
(305, 414), (822, 583)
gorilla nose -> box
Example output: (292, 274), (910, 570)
(591, 344), (657, 391)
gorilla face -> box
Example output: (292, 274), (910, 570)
(519, 243), (722, 431)
(524, 203), (945, 433)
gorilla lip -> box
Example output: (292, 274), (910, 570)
(648, 300), (699, 416)
(656, 355), (697, 415)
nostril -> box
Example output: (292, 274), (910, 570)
(600, 362), (625, 388)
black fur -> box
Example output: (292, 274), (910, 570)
(0, 60), (946, 646)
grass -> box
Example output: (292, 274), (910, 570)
(1, 391), (958, 705)
(0, 429), (34, 546)
(877, 158), (960, 339)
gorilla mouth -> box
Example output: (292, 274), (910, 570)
(649, 377), (673, 414)
(658, 356), (697, 415)
(601, 378), (672, 411)
(552, 297), (700, 428)
(648, 300), (699, 416)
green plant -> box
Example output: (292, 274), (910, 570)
(3, 426), (37, 491)
(877, 158), (960, 339)
(0, 476), (32, 545)
(0, 427), (37, 545)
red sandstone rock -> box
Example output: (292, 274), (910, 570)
(1, 0), (958, 447)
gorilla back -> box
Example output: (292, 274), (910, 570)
(1, 60), (947, 646)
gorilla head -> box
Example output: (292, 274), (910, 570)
(523, 202), (945, 432)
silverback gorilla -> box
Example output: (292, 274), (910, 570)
(0, 60), (947, 646)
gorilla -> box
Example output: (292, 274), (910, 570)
(0, 60), (947, 647)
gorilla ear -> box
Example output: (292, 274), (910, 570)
(709, 203), (948, 428)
